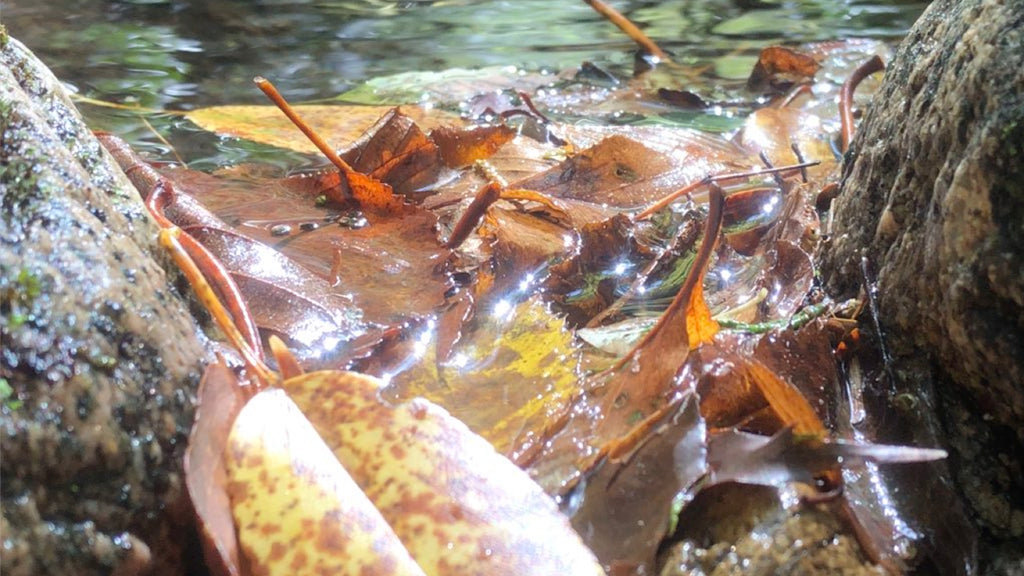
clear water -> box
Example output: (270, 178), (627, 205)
(3, 0), (926, 166)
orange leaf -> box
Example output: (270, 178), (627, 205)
(185, 361), (248, 576)
(431, 124), (517, 168)
(685, 280), (720, 347)
(746, 46), (820, 92)
(745, 360), (826, 438)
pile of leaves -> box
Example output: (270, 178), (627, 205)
(100, 39), (966, 576)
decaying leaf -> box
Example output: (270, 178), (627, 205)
(153, 40), (956, 574)
(186, 361), (248, 576)
(705, 426), (947, 488)
(338, 108), (443, 196)
(566, 393), (707, 574)
(432, 124), (517, 168)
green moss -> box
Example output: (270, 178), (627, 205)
(0, 377), (21, 411)
(16, 268), (41, 301)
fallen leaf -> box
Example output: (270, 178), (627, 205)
(226, 387), (427, 576)
(339, 108), (443, 196)
(706, 427), (946, 488)
(185, 361), (248, 576)
(512, 135), (678, 208)
(185, 104), (460, 155)
(431, 124), (517, 168)
(382, 296), (583, 457)
(746, 46), (821, 93)
(284, 370), (605, 575)
(567, 393), (707, 574)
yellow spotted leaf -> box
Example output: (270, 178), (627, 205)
(225, 388), (426, 576)
(185, 104), (461, 155)
(283, 370), (605, 576)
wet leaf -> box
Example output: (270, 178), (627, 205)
(155, 165), (449, 328)
(185, 104), (460, 155)
(567, 394), (707, 574)
(225, 387), (427, 576)
(185, 361), (247, 576)
(431, 124), (517, 168)
(746, 46), (821, 93)
(527, 189), (725, 489)
(283, 370), (605, 575)
(512, 135), (683, 209)
(734, 107), (836, 181)
(706, 427), (946, 488)
(338, 108), (443, 196)
(383, 296), (583, 457)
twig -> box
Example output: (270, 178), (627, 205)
(254, 76), (358, 177)
(635, 160), (819, 220)
(582, 0), (672, 63)
(839, 55), (885, 153)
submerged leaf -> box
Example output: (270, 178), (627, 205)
(226, 388), (426, 576)
(284, 370), (605, 576)
(512, 135), (678, 208)
(381, 296), (583, 458)
(567, 393), (707, 574)
(706, 427), (947, 488)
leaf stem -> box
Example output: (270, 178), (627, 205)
(839, 55), (885, 153)
(635, 160), (819, 220)
(253, 76), (357, 176)
(582, 0), (672, 63)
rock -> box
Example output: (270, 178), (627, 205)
(1, 33), (212, 575)
(819, 0), (1024, 569)
(659, 485), (884, 576)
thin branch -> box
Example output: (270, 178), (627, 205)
(839, 55), (885, 153)
(254, 76), (357, 176)
(582, 0), (672, 63)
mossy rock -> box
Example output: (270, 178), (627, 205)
(1, 35), (212, 576)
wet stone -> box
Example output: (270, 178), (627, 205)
(819, 0), (1024, 569)
(1, 36), (212, 576)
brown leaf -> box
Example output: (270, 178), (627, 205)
(706, 427), (946, 488)
(567, 394), (706, 573)
(746, 46), (821, 93)
(155, 165), (449, 329)
(512, 135), (677, 208)
(527, 187), (725, 488)
(657, 88), (709, 109)
(185, 360), (247, 576)
(340, 108), (444, 197)
(431, 124), (517, 168)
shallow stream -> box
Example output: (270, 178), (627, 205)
(4, 0), (926, 168)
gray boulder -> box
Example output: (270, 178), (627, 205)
(1, 33), (211, 575)
(820, 0), (1024, 570)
